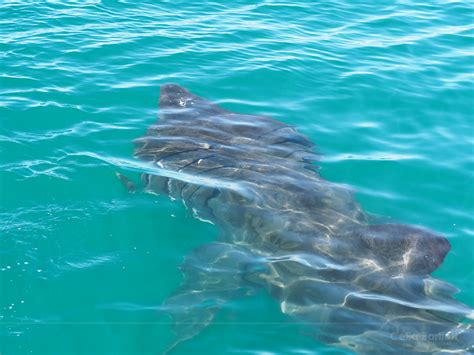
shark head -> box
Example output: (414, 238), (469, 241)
(354, 224), (451, 276)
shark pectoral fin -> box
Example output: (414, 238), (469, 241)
(115, 172), (137, 193)
(161, 242), (264, 354)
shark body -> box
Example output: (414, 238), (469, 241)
(132, 84), (473, 353)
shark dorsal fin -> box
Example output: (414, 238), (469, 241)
(136, 84), (321, 175)
(158, 84), (229, 121)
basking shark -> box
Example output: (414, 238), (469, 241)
(129, 84), (473, 354)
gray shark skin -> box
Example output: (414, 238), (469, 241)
(133, 84), (473, 354)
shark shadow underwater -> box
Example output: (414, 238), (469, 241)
(127, 84), (473, 354)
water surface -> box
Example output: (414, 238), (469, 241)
(1, 1), (473, 354)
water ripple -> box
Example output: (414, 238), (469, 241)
(1, 1), (473, 354)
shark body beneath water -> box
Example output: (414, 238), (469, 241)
(130, 84), (473, 354)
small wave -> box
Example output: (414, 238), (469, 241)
(60, 254), (117, 270)
(324, 152), (423, 162)
(66, 151), (250, 195)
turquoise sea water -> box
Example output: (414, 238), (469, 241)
(1, 1), (473, 354)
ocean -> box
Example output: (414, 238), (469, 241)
(1, 1), (473, 354)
